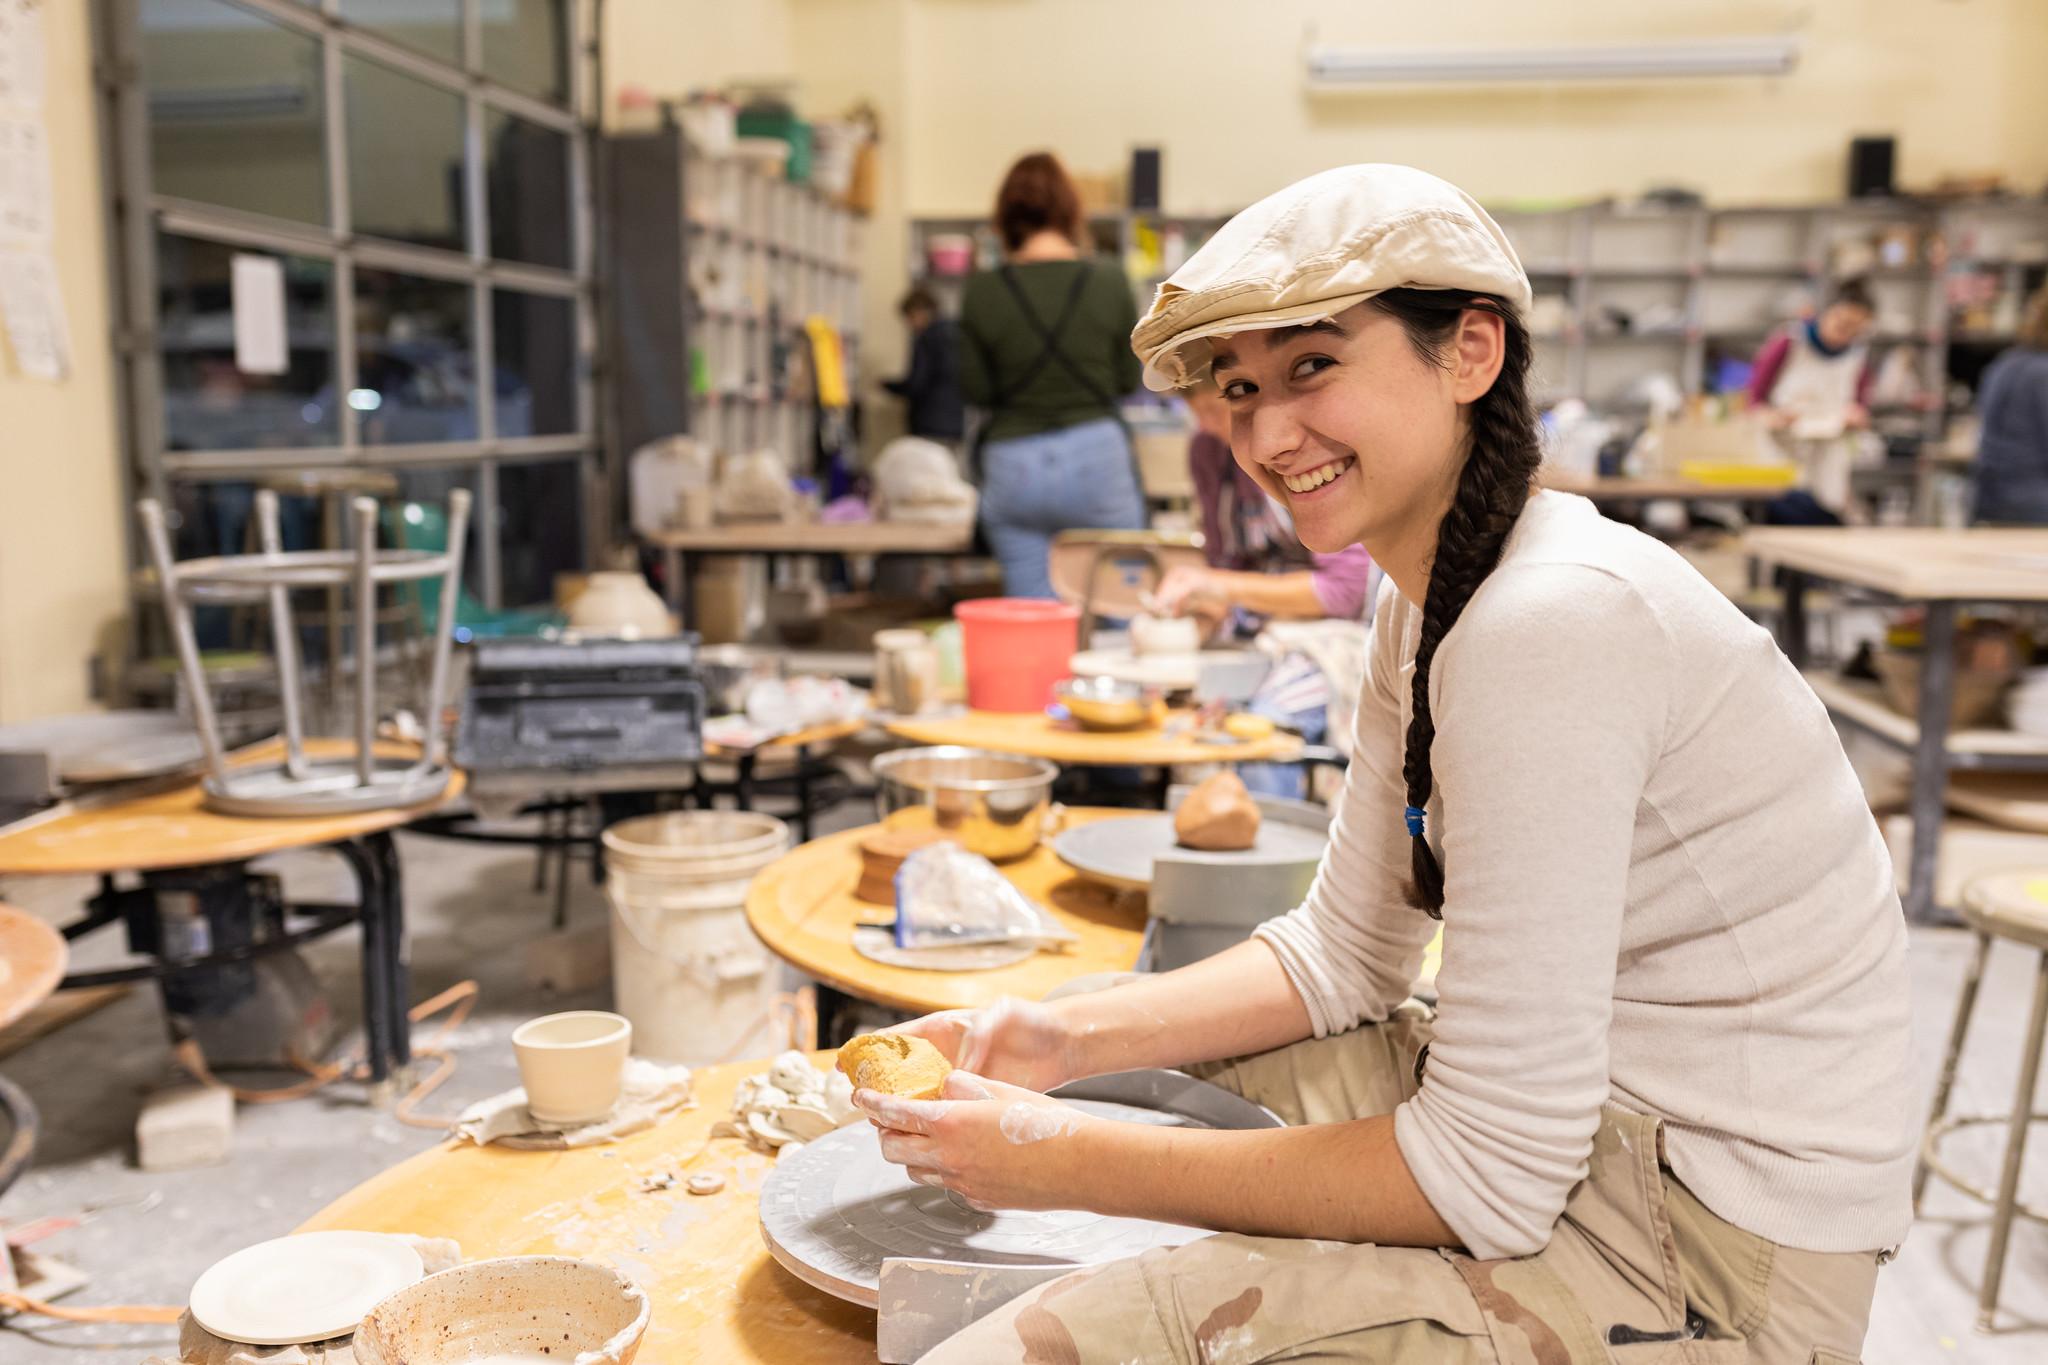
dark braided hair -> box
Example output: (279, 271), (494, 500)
(1369, 288), (1544, 916)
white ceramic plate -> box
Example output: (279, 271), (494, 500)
(189, 1231), (424, 1346)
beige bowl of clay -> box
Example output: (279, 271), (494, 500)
(353, 1256), (651, 1365)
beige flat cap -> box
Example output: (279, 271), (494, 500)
(1132, 164), (1533, 391)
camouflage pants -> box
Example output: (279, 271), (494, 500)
(922, 1008), (1879, 1364)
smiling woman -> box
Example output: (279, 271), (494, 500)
(865, 164), (1912, 1365)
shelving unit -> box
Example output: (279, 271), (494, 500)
(606, 126), (866, 477)
(908, 194), (2047, 443)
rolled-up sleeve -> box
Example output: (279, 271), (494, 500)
(1391, 565), (1671, 1260)
(1308, 544), (1375, 621)
(1254, 579), (1435, 1034)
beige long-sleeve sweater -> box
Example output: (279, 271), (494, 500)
(1254, 491), (1916, 1261)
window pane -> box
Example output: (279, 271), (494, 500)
(158, 234), (336, 451)
(483, 0), (569, 104)
(345, 56), (468, 252)
(354, 270), (476, 444)
(497, 458), (585, 608)
(340, 0), (460, 66)
(485, 109), (572, 268)
(492, 290), (577, 436)
(142, 0), (326, 225)
(391, 466), (487, 604)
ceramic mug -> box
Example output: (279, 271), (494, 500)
(512, 1011), (632, 1125)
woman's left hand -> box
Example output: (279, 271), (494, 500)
(854, 1071), (1098, 1212)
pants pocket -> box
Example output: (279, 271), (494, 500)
(1809, 1352), (1859, 1365)
(1152, 1237), (1492, 1364)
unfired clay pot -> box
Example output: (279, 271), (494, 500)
(567, 572), (675, 639)
(352, 1256), (650, 1364)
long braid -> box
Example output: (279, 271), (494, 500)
(1376, 291), (1544, 916)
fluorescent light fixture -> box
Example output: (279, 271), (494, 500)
(1307, 35), (1801, 86)
(347, 388), (384, 412)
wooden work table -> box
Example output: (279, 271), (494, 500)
(647, 519), (975, 617)
(1743, 525), (2048, 924)
(881, 709), (1303, 768)
(745, 810), (1148, 1014)
(299, 1052), (879, 1363)
(1543, 472), (1800, 505)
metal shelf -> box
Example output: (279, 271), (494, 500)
(1805, 671), (2048, 769)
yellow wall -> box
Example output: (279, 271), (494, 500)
(903, 0), (2048, 214)
(0, 2), (126, 723)
(603, 0), (795, 122)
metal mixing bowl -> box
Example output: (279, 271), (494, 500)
(1054, 675), (1151, 731)
(871, 746), (1058, 861)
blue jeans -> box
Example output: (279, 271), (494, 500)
(980, 418), (1146, 600)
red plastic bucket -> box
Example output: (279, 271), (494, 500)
(955, 598), (1080, 713)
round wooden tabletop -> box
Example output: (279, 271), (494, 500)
(0, 740), (464, 876)
(880, 709), (1303, 768)
(0, 906), (66, 1030)
(745, 809), (1148, 1014)
(702, 717), (865, 762)
(300, 1052), (879, 1363)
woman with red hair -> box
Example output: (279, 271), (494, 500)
(959, 151), (1146, 598)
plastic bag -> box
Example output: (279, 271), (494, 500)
(893, 844), (1078, 950)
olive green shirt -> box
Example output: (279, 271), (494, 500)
(959, 259), (1143, 443)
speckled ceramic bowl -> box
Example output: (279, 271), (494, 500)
(352, 1256), (650, 1365)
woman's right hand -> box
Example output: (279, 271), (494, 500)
(885, 997), (1075, 1093)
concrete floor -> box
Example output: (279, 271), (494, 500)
(2, 796), (2046, 1362)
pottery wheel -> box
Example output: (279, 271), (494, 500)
(850, 924), (1034, 972)
(1054, 812), (1328, 892)
(759, 1072), (1279, 1307)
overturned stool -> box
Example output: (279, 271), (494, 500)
(137, 489), (471, 817)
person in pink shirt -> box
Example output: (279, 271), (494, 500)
(1746, 279), (1878, 523)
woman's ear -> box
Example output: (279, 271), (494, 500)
(1450, 304), (1507, 403)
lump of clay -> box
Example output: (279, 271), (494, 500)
(836, 1033), (952, 1101)
(1130, 613), (1201, 658)
(1174, 771), (1261, 851)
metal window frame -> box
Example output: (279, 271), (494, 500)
(99, 0), (599, 612)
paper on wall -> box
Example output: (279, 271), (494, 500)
(230, 252), (289, 375)
(0, 0), (44, 109)
(0, 113), (51, 240)
(0, 247), (70, 380)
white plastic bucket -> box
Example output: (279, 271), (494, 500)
(601, 811), (790, 1063)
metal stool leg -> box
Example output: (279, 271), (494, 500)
(373, 831), (412, 1070)
(794, 744), (814, 843)
(1918, 930), (1995, 1208)
(1979, 947), (2048, 1331)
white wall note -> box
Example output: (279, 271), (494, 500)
(230, 252), (289, 375)
(0, 247), (71, 380)
(0, 114), (51, 239)
(0, 0), (44, 109)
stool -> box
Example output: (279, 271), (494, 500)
(1914, 869), (2048, 1331)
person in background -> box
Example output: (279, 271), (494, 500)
(1747, 278), (1878, 523)
(1155, 379), (1376, 797)
(961, 151), (1146, 598)
(882, 285), (965, 446)
(1972, 286), (2048, 525)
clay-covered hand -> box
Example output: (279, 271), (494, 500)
(883, 996), (1075, 1092)
(855, 1071), (1097, 1212)
(1151, 565), (1222, 617)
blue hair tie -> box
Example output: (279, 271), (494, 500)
(1404, 805), (1427, 838)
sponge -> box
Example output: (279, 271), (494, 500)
(836, 1033), (953, 1101)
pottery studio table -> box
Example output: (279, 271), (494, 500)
(647, 520), (976, 621)
(1745, 525), (2048, 923)
(0, 745), (462, 1082)
(300, 1051), (880, 1361)
(745, 809), (1148, 1031)
(882, 708), (1306, 807)
(1543, 470), (1802, 511)
(0, 907), (65, 1202)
